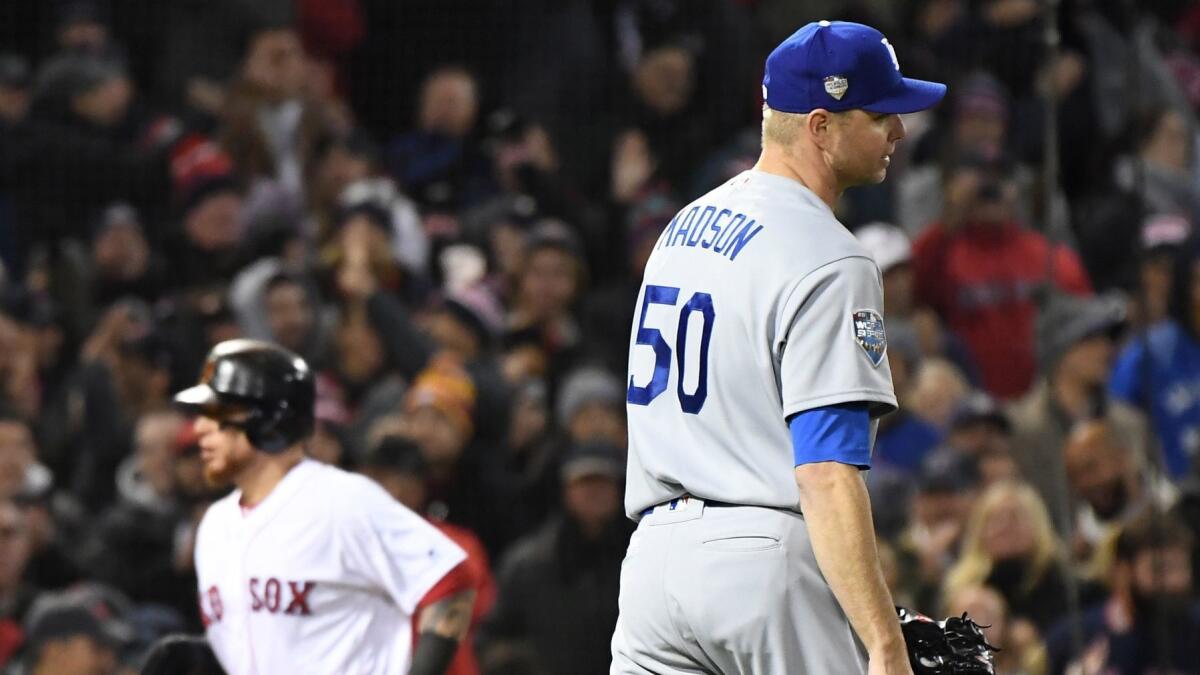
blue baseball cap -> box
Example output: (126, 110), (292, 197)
(763, 21), (946, 115)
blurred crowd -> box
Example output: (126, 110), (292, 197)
(0, 0), (1199, 673)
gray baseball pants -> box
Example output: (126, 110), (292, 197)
(610, 498), (869, 674)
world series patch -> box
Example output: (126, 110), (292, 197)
(852, 309), (886, 367)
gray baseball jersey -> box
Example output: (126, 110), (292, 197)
(623, 169), (897, 518)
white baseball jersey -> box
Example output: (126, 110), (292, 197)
(195, 459), (466, 675)
(624, 169), (897, 518)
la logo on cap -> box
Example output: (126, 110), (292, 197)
(824, 75), (848, 100)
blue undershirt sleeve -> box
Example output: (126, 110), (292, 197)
(788, 403), (872, 469)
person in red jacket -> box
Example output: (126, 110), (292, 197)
(913, 155), (1092, 399)
(359, 434), (497, 675)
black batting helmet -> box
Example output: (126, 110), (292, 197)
(173, 339), (315, 453)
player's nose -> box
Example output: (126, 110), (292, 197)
(889, 114), (906, 142)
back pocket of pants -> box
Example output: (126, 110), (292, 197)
(701, 535), (782, 552)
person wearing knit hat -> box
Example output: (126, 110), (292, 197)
(32, 53), (128, 123)
(1009, 291), (1153, 535)
(556, 366), (626, 448)
(1034, 291), (1127, 374)
(1137, 212), (1192, 325)
(55, 0), (115, 56)
(21, 588), (133, 675)
(404, 358), (478, 467)
(428, 285), (506, 361)
(396, 356), (513, 555)
(165, 139), (246, 287)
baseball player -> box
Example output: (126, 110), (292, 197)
(177, 339), (474, 675)
(610, 21), (946, 675)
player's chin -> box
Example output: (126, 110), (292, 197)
(202, 462), (237, 488)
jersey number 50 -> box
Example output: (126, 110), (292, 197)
(627, 284), (715, 413)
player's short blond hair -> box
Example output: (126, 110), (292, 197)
(761, 105), (808, 148)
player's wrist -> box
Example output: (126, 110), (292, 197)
(866, 630), (908, 660)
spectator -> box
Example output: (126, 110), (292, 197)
(506, 223), (587, 390)
(425, 286), (505, 365)
(944, 481), (1088, 631)
(252, 272), (325, 363)
(137, 634), (223, 675)
(331, 177), (427, 282)
(166, 170), (247, 291)
(321, 269), (401, 418)
(358, 435), (495, 675)
(913, 154), (1093, 399)
(219, 23), (333, 203)
(1116, 104), (1200, 227)
(1009, 291), (1149, 533)
(1134, 212), (1192, 326)
(53, 1), (117, 58)
(1046, 510), (1200, 674)
(0, 307), (42, 425)
(86, 203), (168, 312)
(943, 584), (1046, 675)
(1110, 241), (1200, 478)
(871, 326), (942, 474)
(893, 449), (979, 613)
(321, 188), (408, 299)
(474, 112), (599, 261)
(383, 356), (506, 554)
(17, 588), (132, 675)
(305, 129), (379, 242)
(0, 500), (39, 626)
(44, 303), (174, 509)
(855, 221), (980, 381)
(1063, 419), (1178, 581)
(943, 392), (1018, 485)
(8, 53), (167, 271)
(386, 66), (492, 211)
(0, 54), (29, 125)
(900, 71), (1013, 232)
(480, 379), (558, 546)
(0, 289), (67, 423)
(480, 440), (631, 675)
(83, 410), (195, 617)
(0, 53), (29, 283)
(905, 357), (971, 429)
(555, 366), (625, 448)
(0, 417), (43, 501)
(0, 416), (84, 593)
(613, 43), (710, 203)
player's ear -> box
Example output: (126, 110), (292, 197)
(806, 109), (832, 146)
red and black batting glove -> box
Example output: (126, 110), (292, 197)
(896, 606), (998, 675)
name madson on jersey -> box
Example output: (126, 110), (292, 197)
(655, 204), (764, 261)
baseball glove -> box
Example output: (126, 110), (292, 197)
(896, 607), (997, 675)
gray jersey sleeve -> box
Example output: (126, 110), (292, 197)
(776, 255), (898, 418)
